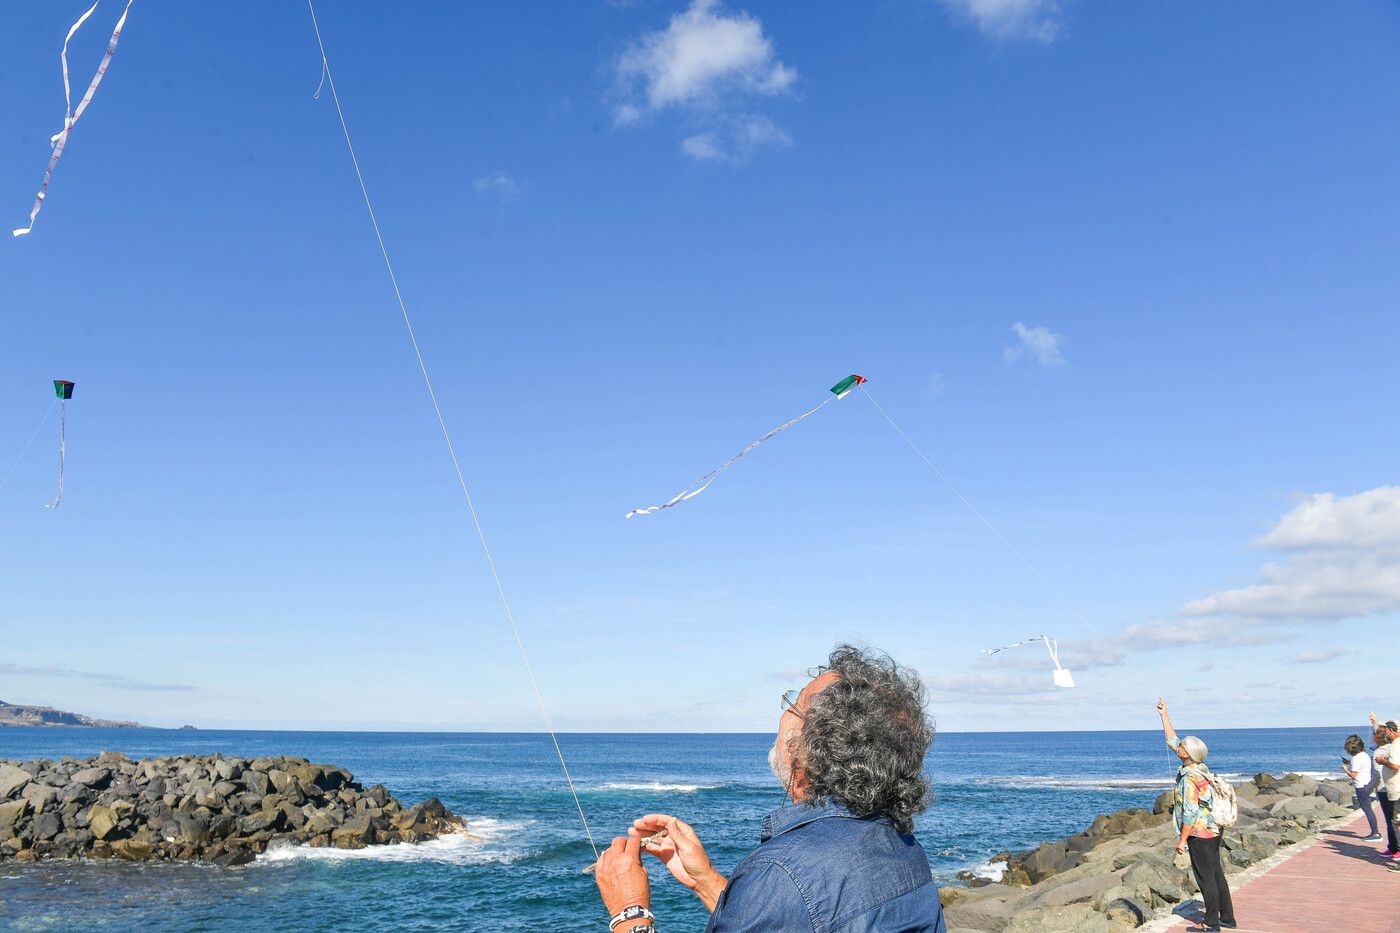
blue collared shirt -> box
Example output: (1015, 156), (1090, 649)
(705, 801), (947, 933)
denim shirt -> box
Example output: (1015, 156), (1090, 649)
(704, 801), (946, 933)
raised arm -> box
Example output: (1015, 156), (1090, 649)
(1157, 697), (1178, 745)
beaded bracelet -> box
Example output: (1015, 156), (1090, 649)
(626, 926), (654, 933)
(609, 905), (654, 931)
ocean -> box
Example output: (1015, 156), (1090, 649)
(0, 726), (1354, 932)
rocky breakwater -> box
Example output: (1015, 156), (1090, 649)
(940, 772), (1357, 933)
(0, 752), (466, 866)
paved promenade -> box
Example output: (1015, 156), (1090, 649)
(1159, 814), (1390, 933)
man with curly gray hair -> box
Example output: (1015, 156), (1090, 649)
(592, 644), (946, 932)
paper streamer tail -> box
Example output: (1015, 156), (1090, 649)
(625, 395), (834, 518)
(46, 401), (67, 510)
(13, 0), (135, 237)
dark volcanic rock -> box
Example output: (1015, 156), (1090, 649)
(0, 753), (465, 865)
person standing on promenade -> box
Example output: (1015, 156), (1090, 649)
(1369, 714), (1400, 861)
(1342, 734), (1382, 841)
(1157, 698), (1236, 933)
(592, 645), (946, 932)
(1366, 716), (1399, 854)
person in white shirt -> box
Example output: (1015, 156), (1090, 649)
(1370, 714), (1400, 860)
(1342, 733), (1381, 841)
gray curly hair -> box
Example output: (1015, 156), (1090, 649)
(794, 644), (933, 833)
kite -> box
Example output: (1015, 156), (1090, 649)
(983, 635), (1075, 688)
(13, 0), (136, 238)
(47, 380), (75, 510)
(625, 375), (866, 519)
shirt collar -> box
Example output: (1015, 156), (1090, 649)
(760, 799), (868, 842)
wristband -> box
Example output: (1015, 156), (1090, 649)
(609, 905), (654, 930)
(627, 927), (654, 933)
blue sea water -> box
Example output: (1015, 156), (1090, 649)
(0, 726), (1355, 932)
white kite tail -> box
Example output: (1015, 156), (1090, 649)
(625, 395), (834, 518)
(983, 635), (1075, 687)
(46, 401), (67, 510)
(13, 0), (135, 238)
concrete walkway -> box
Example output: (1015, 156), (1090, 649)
(1157, 814), (1391, 933)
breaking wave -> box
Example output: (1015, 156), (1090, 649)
(594, 782), (715, 793)
(256, 818), (529, 866)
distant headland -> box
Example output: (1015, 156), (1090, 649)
(0, 701), (146, 729)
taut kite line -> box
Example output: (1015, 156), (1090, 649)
(13, 0), (136, 238)
(626, 374), (866, 518)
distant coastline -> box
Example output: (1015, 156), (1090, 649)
(0, 701), (146, 729)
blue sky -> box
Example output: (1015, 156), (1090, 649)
(1, 0), (1398, 732)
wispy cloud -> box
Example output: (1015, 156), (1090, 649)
(1004, 322), (1065, 367)
(0, 662), (198, 693)
(613, 0), (796, 163)
(681, 115), (791, 164)
(1288, 648), (1346, 664)
(938, 0), (1064, 43)
(473, 171), (525, 202)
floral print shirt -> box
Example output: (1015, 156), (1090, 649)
(1168, 736), (1217, 836)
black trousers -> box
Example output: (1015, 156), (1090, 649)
(1187, 834), (1235, 927)
(1380, 790), (1399, 851)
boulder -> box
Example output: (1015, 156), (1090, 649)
(331, 814), (374, 849)
(211, 844), (254, 867)
(1122, 857), (1189, 906)
(1315, 783), (1345, 805)
(0, 764), (32, 799)
(20, 783), (60, 811)
(242, 771), (270, 796)
(32, 812), (62, 841)
(1152, 791), (1174, 815)
(945, 897), (1017, 933)
(1269, 797), (1329, 820)
(0, 799), (29, 831)
(110, 838), (155, 861)
(1023, 840), (1069, 883)
(88, 804), (119, 840)
(1274, 776), (1320, 798)
(1103, 896), (1147, 928)
(1006, 904), (1109, 933)
(69, 768), (111, 789)
(1034, 873), (1119, 908)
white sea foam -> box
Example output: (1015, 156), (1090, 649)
(596, 782), (713, 793)
(981, 776), (1177, 790)
(973, 770), (1338, 792)
(256, 817), (529, 867)
(969, 859), (1008, 882)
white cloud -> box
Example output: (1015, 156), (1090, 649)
(614, 0), (796, 161)
(681, 114), (791, 163)
(1063, 486), (1400, 668)
(1288, 648), (1346, 664)
(1004, 322), (1066, 367)
(473, 171), (525, 202)
(1255, 486), (1400, 551)
(939, 0), (1064, 43)
(927, 373), (946, 396)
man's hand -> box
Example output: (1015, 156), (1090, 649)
(594, 835), (650, 918)
(631, 814), (728, 912)
(1157, 697), (1167, 714)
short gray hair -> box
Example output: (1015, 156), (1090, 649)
(795, 645), (933, 834)
(1180, 735), (1208, 764)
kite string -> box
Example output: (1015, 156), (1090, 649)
(0, 400), (57, 496)
(304, 0), (598, 860)
(859, 386), (1093, 632)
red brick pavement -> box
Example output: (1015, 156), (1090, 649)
(1166, 815), (1394, 933)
